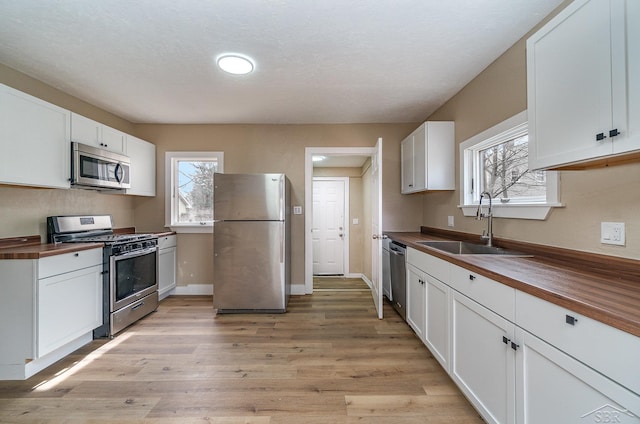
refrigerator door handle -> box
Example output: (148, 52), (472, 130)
(280, 222), (285, 263)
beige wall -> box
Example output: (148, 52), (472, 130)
(0, 64), (136, 240)
(423, 0), (640, 260)
(133, 123), (418, 288)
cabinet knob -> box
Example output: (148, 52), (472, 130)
(565, 315), (578, 325)
(502, 336), (510, 345)
(609, 129), (620, 137)
(469, 274), (476, 281)
(74, 253), (79, 257)
(596, 132), (607, 141)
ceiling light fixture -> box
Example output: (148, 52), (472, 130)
(217, 54), (255, 75)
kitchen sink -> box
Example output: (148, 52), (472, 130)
(417, 241), (531, 256)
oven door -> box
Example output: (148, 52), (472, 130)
(110, 246), (158, 312)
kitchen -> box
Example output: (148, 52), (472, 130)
(1, 0), (639, 422)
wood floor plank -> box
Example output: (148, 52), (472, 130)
(0, 290), (483, 423)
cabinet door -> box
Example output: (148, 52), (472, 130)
(100, 125), (126, 155)
(406, 264), (425, 340)
(400, 135), (415, 193)
(424, 275), (449, 372)
(527, 0), (615, 169)
(70, 112), (100, 146)
(158, 246), (177, 300)
(515, 328), (640, 423)
(451, 291), (515, 424)
(614, 0), (640, 155)
(425, 122), (455, 190)
(412, 124), (427, 191)
(71, 113), (126, 154)
(38, 264), (102, 357)
(126, 135), (156, 196)
(0, 84), (71, 189)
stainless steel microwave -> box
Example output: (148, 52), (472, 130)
(71, 142), (131, 190)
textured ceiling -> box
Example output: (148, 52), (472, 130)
(0, 0), (563, 124)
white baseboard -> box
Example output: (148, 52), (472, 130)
(171, 283), (308, 296)
(173, 284), (213, 296)
(291, 283), (306, 295)
(361, 275), (373, 289)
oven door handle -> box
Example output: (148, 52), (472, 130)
(112, 246), (158, 260)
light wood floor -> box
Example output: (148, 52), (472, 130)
(0, 292), (484, 423)
(313, 276), (370, 291)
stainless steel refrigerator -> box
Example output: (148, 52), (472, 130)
(213, 173), (291, 313)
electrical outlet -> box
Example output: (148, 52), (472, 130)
(601, 222), (625, 246)
(447, 216), (454, 227)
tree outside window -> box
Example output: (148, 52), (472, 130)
(177, 161), (217, 223)
(165, 151), (223, 232)
(459, 111), (561, 220)
(479, 134), (546, 202)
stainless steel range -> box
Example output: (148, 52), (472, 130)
(47, 215), (159, 338)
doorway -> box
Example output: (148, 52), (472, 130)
(305, 147), (377, 294)
(312, 177), (348, 276)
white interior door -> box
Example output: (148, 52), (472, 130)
(312, 179), (346, 275)
(371, 138), (383, 319)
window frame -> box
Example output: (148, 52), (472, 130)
(459, 111), (563, 220)
(165, 151), (224, 233)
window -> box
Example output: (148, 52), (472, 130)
(165, 151), (223, 233)
(460, 111), (562, 220)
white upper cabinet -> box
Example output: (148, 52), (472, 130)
(527, 0), (640, 170)
(0, 84), (71, 189)
(400, 121), (455, 193)
(126, 135), (156, 197)
(71, 112), (126, 155)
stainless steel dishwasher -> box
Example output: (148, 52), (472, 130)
(389, 241), (407, 320)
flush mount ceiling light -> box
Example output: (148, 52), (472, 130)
(217, 54), (255, 75)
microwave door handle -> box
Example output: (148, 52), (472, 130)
(114, 163), (123, 183)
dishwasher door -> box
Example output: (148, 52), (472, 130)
(389, 241), (406, 320)
(382, 238), (391, 300)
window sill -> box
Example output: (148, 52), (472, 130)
(459, 203), (564, 220)
(167, 224), (213, 234)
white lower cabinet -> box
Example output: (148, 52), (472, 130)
(516, 328), (640, 423)
(424, 274), (450, 372)
(403, 246), (640, 424)
(158, 235), (177, 300)
(0, 248), (103, 380)
(451, 290), (516, 424)
(406, 264), (426, 341)
(406, 248), (450, 371)
(38, 264), (102, 357)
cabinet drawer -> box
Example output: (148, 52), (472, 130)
(516, 290), (640, 395)
(38, 248), (102, 279)
(407, 247), (449, 282)
(158, 234), (177, 249)
(449, 265), (515, 322)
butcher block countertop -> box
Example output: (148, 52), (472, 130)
(0, 235), (103, 259)
(0, 230), (174, 260)
(386, 228), (640, 338)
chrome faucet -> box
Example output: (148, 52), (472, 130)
(476, 191), (493, 247)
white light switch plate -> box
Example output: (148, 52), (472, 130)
(601, 222), (625, 246)
(293, 206), (302, 215)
